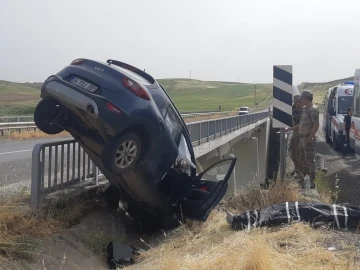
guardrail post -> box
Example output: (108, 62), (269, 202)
(31, 144), (44, 207)
(207, 121), (210, 142)
(198, 123), (202, 145)
(279, 128), (286, 181)
(92, 161), (99, 185)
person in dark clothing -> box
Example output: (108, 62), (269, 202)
(343, 107), (354, 155)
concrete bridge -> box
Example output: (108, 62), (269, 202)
(29, 109), (272, 204)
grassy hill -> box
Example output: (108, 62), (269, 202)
(298, 76), (353, 105)
(0, 79), (272, 116)
(0, 76), (355, 116)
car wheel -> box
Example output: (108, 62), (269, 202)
(124, 200), (163, 234)
(103, 133), (142, 174)
(34, 99), (64, 135)
(104, 184), (122, 209)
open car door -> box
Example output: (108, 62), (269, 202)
(180, 157), (237, 221)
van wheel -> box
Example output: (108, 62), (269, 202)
(34, 99), (64, 135)
(103, 133), (142, 174)
(332, 132), (341, 151)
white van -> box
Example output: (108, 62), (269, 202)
(238, 106), (250, 115)
(323, 82), (354, 150)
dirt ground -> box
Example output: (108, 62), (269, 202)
(317, 114), (360, 205)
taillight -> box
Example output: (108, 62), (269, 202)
(106, 101), (122, 114)
(122, 77), (150, 101)
(70, 58), (85, 65)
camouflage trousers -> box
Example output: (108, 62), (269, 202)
(289, 133), (301, 173)
(299, 135), (316, 180)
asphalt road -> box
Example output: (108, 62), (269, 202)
(0, 137), (70, 189)
(0, 109), (272, 194)
(316, 114), (360, 205)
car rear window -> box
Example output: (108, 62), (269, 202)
(240, 107), (248, 111)
(110, 65), (151, 86)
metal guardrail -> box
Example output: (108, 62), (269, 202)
(187, 111), (270, 145)
(31, 139), (104, 205)
(0, 116), (34, 123)
(0, 111), (232, 123)
(30, 110), (271, 206)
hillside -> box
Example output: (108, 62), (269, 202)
(0, 79), (272, 116)
(0, 76), (355, 116)
(298, 76), (353, 105)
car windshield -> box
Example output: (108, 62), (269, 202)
(338, 96), (353, 114)
(240, 107), (248, 111)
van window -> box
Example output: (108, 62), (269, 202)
(338, 96), (353, 115)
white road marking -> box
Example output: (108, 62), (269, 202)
(0, 149), (32, 155)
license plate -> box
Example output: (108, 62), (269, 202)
(70, 77), (98, 93)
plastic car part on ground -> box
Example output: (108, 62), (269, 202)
(106, 241), (142, 269)
(226, 201), (360, 231)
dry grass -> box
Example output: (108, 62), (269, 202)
(0, 191), (97, 268)
(128, 179), (359, 270)
(4, 130), (69, 140)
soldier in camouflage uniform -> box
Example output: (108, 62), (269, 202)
(289, 95), (302, 177)
(297, 90), (319, 188)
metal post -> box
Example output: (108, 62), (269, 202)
(31, 144), (43, 207)
(279, 128), (286, 180)
(230, 154), (237, 195)
(92, 161), (99, 185)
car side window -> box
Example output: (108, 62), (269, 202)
(164, 105), (182, 145)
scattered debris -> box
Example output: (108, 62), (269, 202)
(107, 241), (137, 269)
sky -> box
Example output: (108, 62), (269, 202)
(0, 0), (359, 84)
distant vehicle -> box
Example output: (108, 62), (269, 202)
(34, 58), (237, 231)
(238, 106), (250, 115)
(323, 82), (354, 150)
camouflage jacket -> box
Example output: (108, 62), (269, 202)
(298, 105), (319, 136)
(292, 106), (302, 136)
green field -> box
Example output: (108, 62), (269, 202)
(0, 79), (271, 116)
(0, 76), (354, 116)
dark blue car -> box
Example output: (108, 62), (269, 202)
(34, 58), (236, 231)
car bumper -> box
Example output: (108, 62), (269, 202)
(41, 75), (135, 137)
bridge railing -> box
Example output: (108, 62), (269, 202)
(30, 110), (271, 206)
(0, 111), (234, 124)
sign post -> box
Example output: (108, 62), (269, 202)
(272, 65), (293, 180)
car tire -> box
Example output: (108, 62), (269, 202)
(103, 133), (142, 174)
(104, 184), (122, 209)
(34, 98), (64, 135)
(126, 201), (163, 234)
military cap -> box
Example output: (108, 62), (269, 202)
(301, 90), (313, 98)
(293, 95), (301, 102)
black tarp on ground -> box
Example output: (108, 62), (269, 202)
(226, 202), (360, 231)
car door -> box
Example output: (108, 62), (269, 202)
(180, 157), (237, 221)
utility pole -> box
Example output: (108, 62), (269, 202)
(254, 84), (257, 109)
(190, 69), (192, 79)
